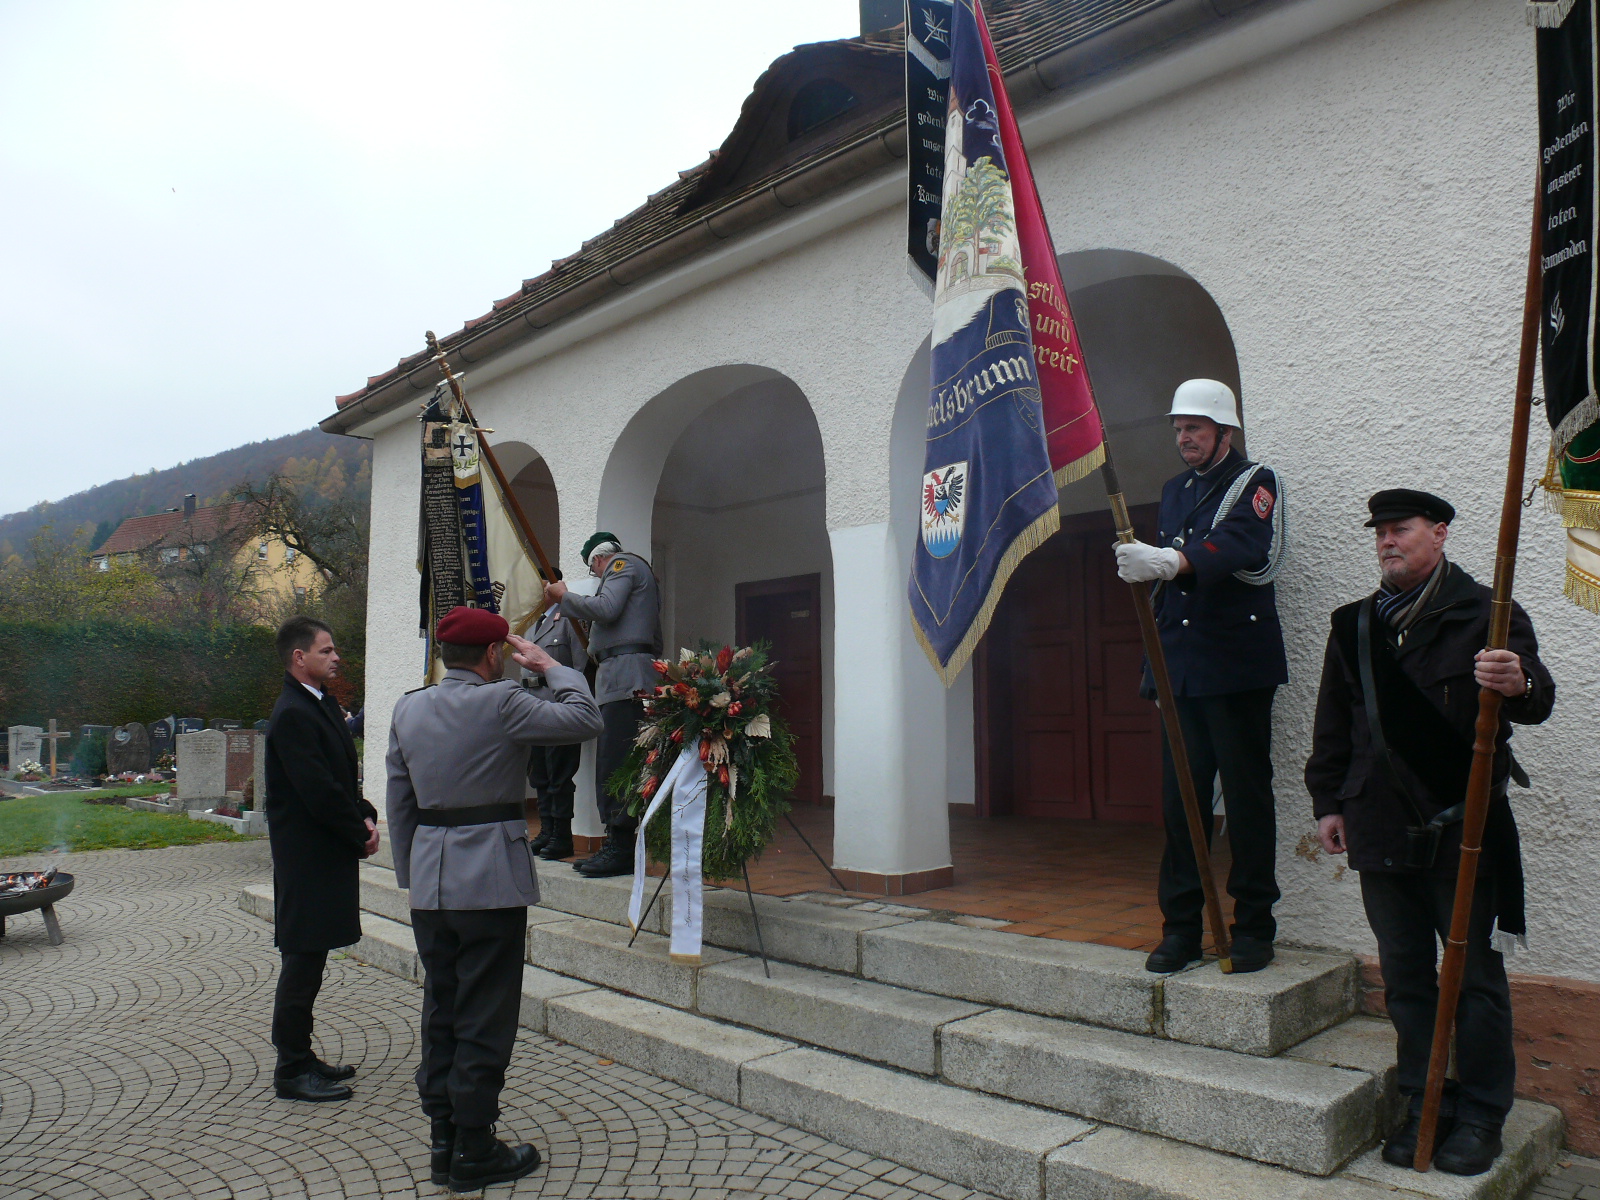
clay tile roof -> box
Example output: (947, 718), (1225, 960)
(95, 502), (254, 557)
(332, 0), (1171, 415)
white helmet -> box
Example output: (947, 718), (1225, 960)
(1168, 378), (1241, 431)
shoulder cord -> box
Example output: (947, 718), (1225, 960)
(1208, 462), (1288, 586)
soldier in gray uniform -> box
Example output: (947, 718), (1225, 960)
(542, 531), (662, 878)
(387, 605), (602, 1193)
(521, 567), (590, 862)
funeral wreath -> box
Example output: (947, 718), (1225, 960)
(615, 643), (797, 881)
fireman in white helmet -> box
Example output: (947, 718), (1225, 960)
(1114, 378), (1288, 975)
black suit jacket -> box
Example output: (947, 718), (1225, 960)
(265, 673), (376, 952)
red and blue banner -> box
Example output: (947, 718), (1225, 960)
(908, 0), (1072, 684)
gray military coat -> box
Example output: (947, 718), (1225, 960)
(559, 552), (663, 704)
(519, 603), (589, 702)
(386, 665), (602, 909)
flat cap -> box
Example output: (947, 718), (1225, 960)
(436, 606), (509, 645)
(1365, 488), (1455, 527)
(582, 531), (621, 561)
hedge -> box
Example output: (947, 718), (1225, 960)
(0, 620), (285, 736)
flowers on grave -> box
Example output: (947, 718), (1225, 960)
(14, 759), (44, 781)
(613, 642), (798, 881)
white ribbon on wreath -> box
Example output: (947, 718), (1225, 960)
(626, 738), (709, 964)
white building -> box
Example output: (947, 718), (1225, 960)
(328, 0), (1598, 1145)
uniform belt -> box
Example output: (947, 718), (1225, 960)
(592, 642), (655, 663)
(415, 802), (525, 827)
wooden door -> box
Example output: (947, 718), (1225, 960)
(1009, 538), (1092, 818)
(737, 574), (823, 806)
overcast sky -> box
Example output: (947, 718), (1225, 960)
(0, 0), (862, 516)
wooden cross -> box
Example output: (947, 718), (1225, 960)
(42, 720), (70, 780)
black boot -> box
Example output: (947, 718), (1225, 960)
(571, 830), (606, 871)
(1382, 1092), (1456, 1167)
(448, 1125), (542, 1191)
(540, 816), (574, 861)
(429, 1118), (456, 1186)
(528, 814), (553, 856)
(1144, 933), (1202, 974)
(577, 826), (635, 878)
(1432, 1122), (1502, 1176)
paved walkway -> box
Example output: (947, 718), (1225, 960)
(0, 842), (995, 1200)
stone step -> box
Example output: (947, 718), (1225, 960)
(696, 957), (988, 1074)
(524, 915), (743, 1009)
(939, 1008), (1376, 1175)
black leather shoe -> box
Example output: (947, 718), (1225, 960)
(1228, 937), (1275, 973)
(1144, 934), (1202, 973)
(1432, 1122), (1502, 1176)
(448, 1125), (542, 1191)
(1382, 1112), (1427, 1166)
(310, 1058), (355, 1082)
(428, 1118), (455, 1186)
(577, 828), (635, 878)
(274, 1070), (352, 1102)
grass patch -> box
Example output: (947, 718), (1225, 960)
(0, 794), (253, 857)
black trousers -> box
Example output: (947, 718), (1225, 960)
(1360, 870), (1514, 1131)
(1157, 687), (1280, 943)
(272, 949), (328, 1076)
(528, 742), (581, 821)
(596, 698), (645, 830)
(412, 906), (528, 1129)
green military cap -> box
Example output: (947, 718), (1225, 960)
(582, 531), (622, 561)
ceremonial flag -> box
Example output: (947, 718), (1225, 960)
(1534, 0), (1600, 611)
(418, 378), (547, 680)
(908, 0), (1070, 684)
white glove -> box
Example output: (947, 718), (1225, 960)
(1115, 540), (1181, 583)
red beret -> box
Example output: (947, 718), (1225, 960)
(436, 606), (509, 646)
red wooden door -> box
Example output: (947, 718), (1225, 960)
(1009, 539), (1092, 818)
(737, 574), (823, 806)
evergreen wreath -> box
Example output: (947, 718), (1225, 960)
(613, 642), (797, 881)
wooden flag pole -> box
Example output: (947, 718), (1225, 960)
(1098, 437), (1233, 973)
(424, 332), (589, 649)
(1414, 181), (1543, 1172)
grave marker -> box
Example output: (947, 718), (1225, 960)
(147, 717), (176, 764)
(106, 722), (151, 775)
(176, 729), (227, 807)
(175, 718), (205, 736)
(7, 726), (42, 776)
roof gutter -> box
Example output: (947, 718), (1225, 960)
(320, 0), (1293, 436)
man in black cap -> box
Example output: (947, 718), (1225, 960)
(1305, 488), (1554, 1176)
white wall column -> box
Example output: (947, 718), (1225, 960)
(829, 522), (953, 892)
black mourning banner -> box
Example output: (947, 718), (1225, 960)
(905, 0), (953, 288)
(1537, 0), (1600, 449)
(419, 393), (468, 633)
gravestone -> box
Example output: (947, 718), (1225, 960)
(176, 729), (227, 807)
(7, 726), (42, 775)
(224, 731), (262, 797)
(175, 717), (205, 736)
(106, 722), (151, 775)
(147, 717), (176, 764)
(208, 719), (243, 732)
(80, 724), (114, 742)
(252, 719), (269, 732)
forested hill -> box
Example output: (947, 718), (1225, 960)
(0, 428), (372, 558)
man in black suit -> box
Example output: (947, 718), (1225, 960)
(265, 615), (379, 1102)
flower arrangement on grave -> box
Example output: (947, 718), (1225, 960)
(613, 643), (798, 880)
(14, 759), (44, 782)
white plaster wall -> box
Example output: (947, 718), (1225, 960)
(360, 0), (1597, 979)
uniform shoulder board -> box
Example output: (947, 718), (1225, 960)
(401, 684), (432, 696)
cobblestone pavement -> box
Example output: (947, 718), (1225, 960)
(0, 842), (998, 1200)
(1534, 1154), (1600, 1199)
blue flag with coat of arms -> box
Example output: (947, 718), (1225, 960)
(908, 0), (1060, 685)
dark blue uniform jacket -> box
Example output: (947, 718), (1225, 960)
(1142, 448), (1288, 698)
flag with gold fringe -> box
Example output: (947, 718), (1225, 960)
(1533, 0), (1600, 611)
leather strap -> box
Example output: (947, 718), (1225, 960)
(415, 802), (524, 827)
(592, 642), (655, 663)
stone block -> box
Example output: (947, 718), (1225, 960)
(861, 920), (1158, 1034)
(1045, 1126), (1389, 1200)
(238, 883), (273, 923)
(358, 865), (412, 925)
(516, 966), (595, 1033)
(1284, 1016), (1401, 1129)
(350, 913), (423, 985)
(696, 958), (986, 1073)
(1341, 1099), (1564, 1200)
(1163, 948), (1358, 1056)
(741, 1046), (1091, 1200)
(697, 887), (912, 972)
(535, 868), (669, 934)
(940, 1008), (1376, 1175)
(546, 989), (790, 1104)
(524, 916), (740, 1009)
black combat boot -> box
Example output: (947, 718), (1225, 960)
(528, 813), (553, 856)
(571, 830), (607, 871)
(428, 1118), (455, 1186)
(577, 826), (635, 878)
(448, 1124), (542, 1191)
(540, 816), (574, 860)
(1143, 934), (1202, 974)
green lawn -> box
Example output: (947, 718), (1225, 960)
(0, 793), (253, 857)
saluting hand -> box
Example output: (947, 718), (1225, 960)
(544, 579), (569, 604)
(1473, 649), (1526, 698)
(507, 633), (557, 675)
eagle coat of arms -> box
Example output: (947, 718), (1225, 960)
(921, 461), (969, 559)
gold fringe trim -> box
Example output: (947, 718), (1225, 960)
(1564, 560), (1600, 613)
(1528, 0), (1578, 27)
(1052, 440), (1107, 489)
(916, 502), (1062, 686)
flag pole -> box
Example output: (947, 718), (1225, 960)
(1095, 434), (1233, 974)
(1413, 177), (1543, 1172)
(424, 331), (588, 648)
